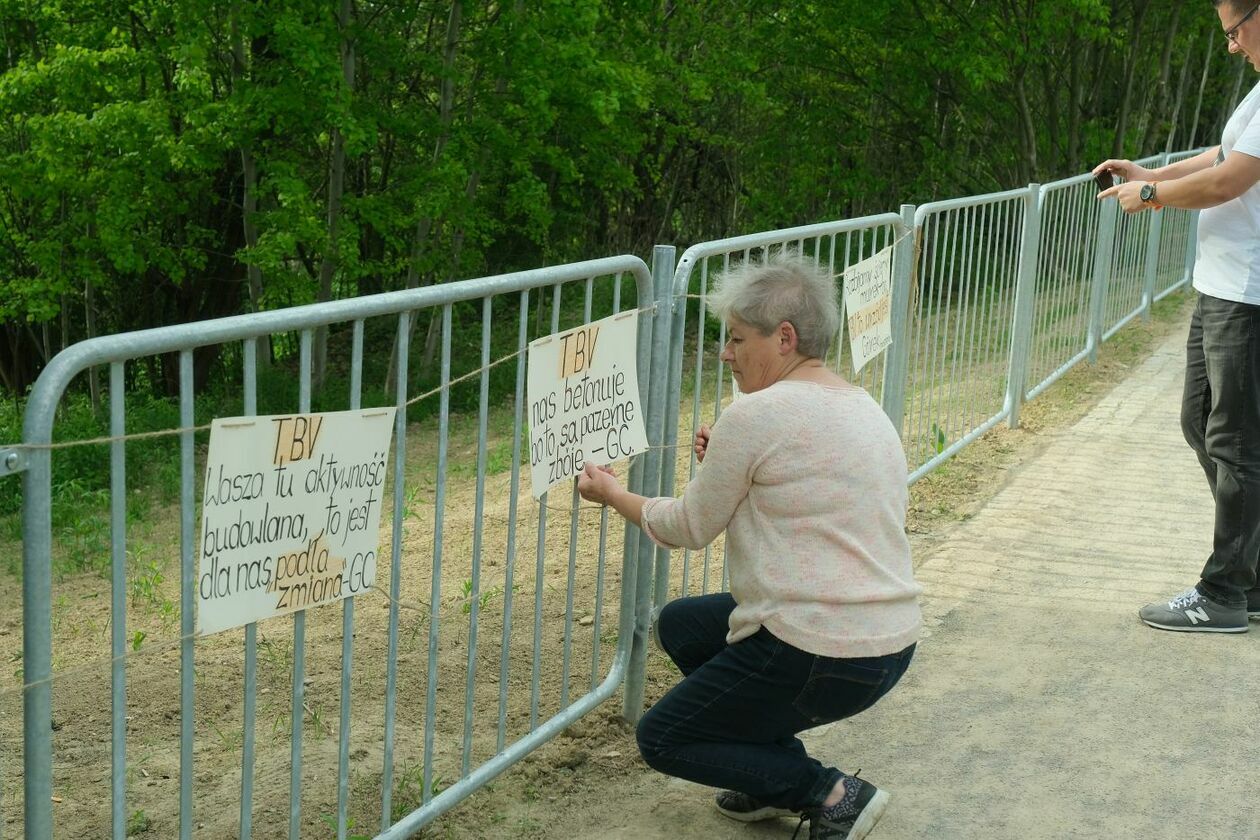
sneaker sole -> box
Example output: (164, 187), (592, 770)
(714, 803), (797, 823)
(1141, 618), (1248, 633)
(844, 788), (890, 840)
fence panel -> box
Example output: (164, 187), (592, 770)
(15, 257), (653, 839)
(658, 216), (905, 602)
(1024, 174), (1101, 401)
(1154, 149), (1207, 301)
(1099, 154), (1162, 339)
(905, 190), (1029, 481)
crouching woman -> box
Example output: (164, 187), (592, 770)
(577, 252), (921, 840)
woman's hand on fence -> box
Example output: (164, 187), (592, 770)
(577, 462), (620, 506)
(694, 424), (711, 463)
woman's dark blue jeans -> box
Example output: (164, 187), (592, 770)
(635, 593), (915, 812)
(1180, 292), (1260, 607)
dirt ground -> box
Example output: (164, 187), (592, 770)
(0, 291), (1193, 839)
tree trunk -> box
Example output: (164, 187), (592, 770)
(231, 3), (270, 366)
(1112, 1), (1149, 157)
(383, 0), (463, 393)
(1137, 3), (1181, 153)
(1067, 34), (1083, 173)
(314, 0), (356, 392)
(1014, 72), (1038, 182)
(1188, 28), (1215, 148)
(1164, 31), (1195, 154)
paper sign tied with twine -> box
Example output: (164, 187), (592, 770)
(843, 246), (894, 373)
(526, 311), (648, 498)
(196, 408), (396, 635)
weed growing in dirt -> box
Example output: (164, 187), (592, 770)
(390, 761), (448, 824)
(457, 579), (502, 616)
(127, 547), (175, 621)
(125, 808), (151, 836)
(319, 813), (370, 840)
(208, 720), (242, 758)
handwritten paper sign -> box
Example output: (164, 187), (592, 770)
(196, 408), (396, 636)
(843, 247), (894, 373)
(526, 311), (648, 498)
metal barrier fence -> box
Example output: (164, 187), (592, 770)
(7, 151), (1203, 838)
(657, 151), (1202, 604)
(13, 257), (664, 839)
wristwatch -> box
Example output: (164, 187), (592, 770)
(1139, 182), (1163, 210)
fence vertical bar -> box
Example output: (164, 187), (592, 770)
(109, 362), (127, 840)
(881, 205), (917, 432)
(241, 339), (259, 840)
(1184, 210), (1200, 285)
(1140, 155), (1169, 319)
(1087, 192), (1120, 362)
(1141, 209), (1165, 318)
(663, 245), (688, 513)
(1006, 185), (1042, 429)
(497, 293), (528, 752)
(463, 300), (491, 776)
(622, 245), (671, 723)
(653, 246), (678, 614)
(21, 386), (52, 840)
(289, 331), (312, 839)
(179, 349), (196, 840)
(423, 304), (452, 804)
(531, 289), (562, 730)
(381, 312), (410, 832)
(336, 320), (364, 839)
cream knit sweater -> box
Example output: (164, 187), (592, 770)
(641, 380), (922, 658)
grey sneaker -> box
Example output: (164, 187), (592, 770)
(793, 777), (889, 840)
(714, 789), (795, 822)
(1139, 588), (1247, 633)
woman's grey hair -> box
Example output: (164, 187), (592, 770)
(707, 250), (840, 359)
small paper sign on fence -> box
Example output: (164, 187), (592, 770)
(526, 311), (648, 498)
(196, 408), (396, 636)
(843, 247), (894, 373)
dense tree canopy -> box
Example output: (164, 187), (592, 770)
(0, 0), (1244, 396)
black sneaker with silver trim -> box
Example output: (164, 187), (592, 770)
(713, 789), (795, 822)
(792, 777), (889, 840)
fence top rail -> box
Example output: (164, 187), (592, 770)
(1040, 147), (1212, 197)
(22, 255), (652, 444)
(1165, 146), (1211, 164)
(913, 186), (1030, 227)
(1040, 171), (1096, 195)
(671, 212), (906, 298)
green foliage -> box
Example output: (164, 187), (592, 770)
(0, 0), (1239, 466)
(125, 808), (151, 836)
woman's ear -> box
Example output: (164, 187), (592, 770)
(777, 321), (799, 355)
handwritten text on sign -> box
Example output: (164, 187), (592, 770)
(527, 311), (648, 498)
(843, 247), (894, 373)
(196, 408), (396, 636)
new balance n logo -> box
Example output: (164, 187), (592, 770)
(1184, 606), (1210, 624)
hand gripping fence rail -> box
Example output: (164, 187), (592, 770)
(6, 153), (1202, 838)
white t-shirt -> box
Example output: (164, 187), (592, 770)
(1195, 79), (1260, 304)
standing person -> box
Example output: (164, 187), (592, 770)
(1094, 0), (1260, 633)
(576, 252), (921, 840)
